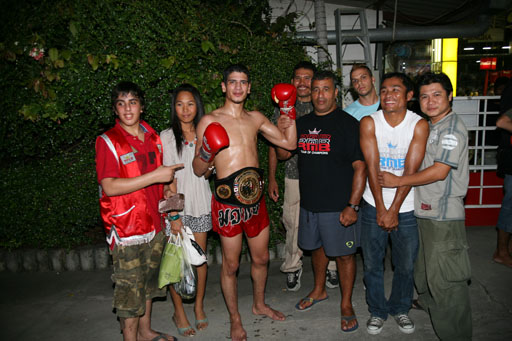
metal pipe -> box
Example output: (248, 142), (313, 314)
(295, 14), (491, 45)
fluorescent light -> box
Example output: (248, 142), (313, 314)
(464, 47), (474, 51)
(483, 47), (492, 50)
(502, 46), (511, 49)
(476, 60), (480, 63)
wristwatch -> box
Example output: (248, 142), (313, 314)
(347, 203), (360, 212)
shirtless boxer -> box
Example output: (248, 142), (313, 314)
(192, 64), (297, 341)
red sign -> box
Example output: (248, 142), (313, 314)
(480, 57), (497, 70)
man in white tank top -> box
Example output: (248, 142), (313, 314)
(359, 73), (429, 335)
(379, 72), (472, 340)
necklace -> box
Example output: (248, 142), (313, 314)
(184, 136), (197, 147)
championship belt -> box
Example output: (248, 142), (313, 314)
(214, 167), (264, 208)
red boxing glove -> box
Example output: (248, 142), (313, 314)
(271, 83), (297, 119)
(199, 122), (229, 162)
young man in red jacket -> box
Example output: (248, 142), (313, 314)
(96, 81), (182, 341)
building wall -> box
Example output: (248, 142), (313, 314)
(269, 0), (381, 105)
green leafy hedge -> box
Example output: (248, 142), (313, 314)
(0, 146), (99, 249)
(0, 0), (307, 249)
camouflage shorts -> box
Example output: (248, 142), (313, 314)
(110, 231), (166, 318)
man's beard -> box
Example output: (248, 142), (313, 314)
(297, 93), (311, 100)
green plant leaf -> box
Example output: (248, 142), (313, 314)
(201, 40), (215, 54)
(19, 104), (41, 122)
(87, 54), (99, 70)
(49, 48), (59, 62)
(48, 88), (56, 99)
(60, 50), (72, 61)
(45, 72), (55, 82)
(54, 59), (65, 68)
(69, 21), (78, 37)
(160, 56), (175, 69)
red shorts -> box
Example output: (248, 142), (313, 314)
(211, 195), (269, 238)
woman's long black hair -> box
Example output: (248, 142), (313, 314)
(170, 83), (205, 156)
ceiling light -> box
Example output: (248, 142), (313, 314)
(482, 47), (492, 50)
(502, 46), (511, 49)
(464, 47), (474, 51)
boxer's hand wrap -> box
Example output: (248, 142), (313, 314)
(199, 122), (229, 163)
(271, 83), (297, 120)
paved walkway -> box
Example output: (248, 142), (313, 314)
(1, 226), (511, 340)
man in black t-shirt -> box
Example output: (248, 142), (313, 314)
(277, 70), (366, 332)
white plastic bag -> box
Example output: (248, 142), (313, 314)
(181, 225), (207, 266)
(173, 245), (197, 300)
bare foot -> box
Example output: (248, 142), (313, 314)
(341, 306), (358, 331)
(230, 317), (247, 341)
(253, 304), (286, 321)
(493, 251), (512, 268)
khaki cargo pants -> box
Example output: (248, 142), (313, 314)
(415, 219), (472, 340)
(110, 231), (166, 318)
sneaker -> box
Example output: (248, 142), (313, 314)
(325, 269), (339, 288)
(286, 268), (302, 291)
(393, 313), (415, 334)
(366, 316), (385, 335)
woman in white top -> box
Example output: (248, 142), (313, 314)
(161, 84), (213, 337)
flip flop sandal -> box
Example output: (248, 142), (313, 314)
(295, 296), (329, 311)
(195, 317), (209, 331)
(341, 315), (359, 333)
(151, 332), (178, 341)
(172, 315), (195, 337)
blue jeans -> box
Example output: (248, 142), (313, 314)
(497, 174), (512, 233)
(361, 202), (419, 319)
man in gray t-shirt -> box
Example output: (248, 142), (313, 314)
(268, 61), (339, 291)
(379, 72), (472, 340)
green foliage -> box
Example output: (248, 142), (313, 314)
(0, 0), (307, 249)
(0, 145), (99, 249)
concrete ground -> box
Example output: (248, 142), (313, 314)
(1, 225), (511, 340)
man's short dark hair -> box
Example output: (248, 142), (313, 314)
(416, 72), (453, 96)
(292, 61), (316, 79)
(350, 64), (373, 78)
(111, 81), (145, 109)
(381, 72), (414, 94)
(223, 64), (250, 83)
(312, 70), (338, 87)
